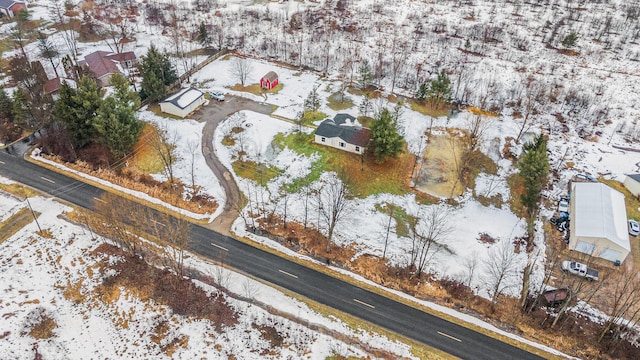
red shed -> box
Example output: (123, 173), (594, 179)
(260, 71), (279, 90)
(0, 0), (27, 18)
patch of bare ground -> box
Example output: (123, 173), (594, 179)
(24, 308), (57, 340)
(255, 216), (640, 359)
(92, 243), (238, 331)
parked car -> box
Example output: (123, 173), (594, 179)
(209, 91), (225, 101)
(629, 219), (639, 236)
(561, 261), (599, 281)
(557, 198), (569, 213)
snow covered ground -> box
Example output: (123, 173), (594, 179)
(0, 188), (415, 359)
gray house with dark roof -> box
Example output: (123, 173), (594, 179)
(314, 113), (371, 155)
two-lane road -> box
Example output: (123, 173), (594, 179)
(0, 150), (546, 360)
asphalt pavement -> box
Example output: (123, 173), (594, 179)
(0, 150), (547, 360)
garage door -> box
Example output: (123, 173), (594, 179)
(600, 248), (622, 262)
(575, 241), (596, 255)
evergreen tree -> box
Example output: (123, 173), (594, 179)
(12, 87), (29, 127)
(415, 83), (429, 102)
(518, 134), (549, 216)
(53, 77), (103, 148)
(139, 44), (178, 102)
(561, 32), (578, 48)
(359, 92), (372, 118)
(304, 85), (320, 112)
(196, 22), (211, 48)
(0, 89), (14, 120)
(358, 59), (373, 89)
(95, 74), (143, 158)
(426, 69), (452, 109)
(371, 108), (404, 164)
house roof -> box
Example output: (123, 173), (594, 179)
(161, 87), (204, 110)
(43, 77), (61, 94)
(79, 51), (121, 79)
(333, 113), (356, 125)
(0, 0), (25, 9)
(106, 52), (136, 63)
(572, 182), (630, 251)
(262, 71), (278, 81)
(315, 119), (371, 147)
(626, 174), (640, 184)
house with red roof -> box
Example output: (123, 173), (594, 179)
(78, 51), (137, 87)
(0, 0), (27, 18)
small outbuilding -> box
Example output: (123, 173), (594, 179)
(0, 0), (27, 18)
(159, 87), (206, 118)
(568, 182), (630, 263)
(623, 174), (640, 198)
(314, 113), (370, 155)
(260, 71), (279, 90)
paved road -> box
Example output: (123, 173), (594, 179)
(193, 95), (273, 235)
(0, 151), (546, 360)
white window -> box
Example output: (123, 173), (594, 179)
(339, 142), (345, 148)
(355, 146), (360, 152)
(125, 60), (132, 68)
(321, 137), (326, 142)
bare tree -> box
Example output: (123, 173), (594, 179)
(52, 1), (79, 60)
(597, 268), (640, 344)
(152, 211), (191, 278)
(316, 176), (351, 252)
(461, 251), (480, 288)
(484, 238), (520, 304)
(515, 77), (547, 143)
(411, 204), (453, 277)
(231, 57), (253, 87)
(37, 30), (60, 78)
(149, 122), (179, 185)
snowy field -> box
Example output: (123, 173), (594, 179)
(0, 189), (415, 360)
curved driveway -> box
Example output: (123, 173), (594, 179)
(194, 95), (273, 235)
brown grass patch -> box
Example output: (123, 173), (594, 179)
(0, 207), (33, 243)
(63, 279), (85, 304)
(94, 244), (238, 330)
(28, 310), (57, 340)
(131, 124), (165, 173)
(229, 83), (282, 95)
(408, 99), (451, 118)
(39, 154), (217, 216)
(467, 106), (500, 117)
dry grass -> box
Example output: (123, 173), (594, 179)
(63, 279), (85, 304)
(146, 103), (183, 120)
(131, 124), (165, 174)
(467, 106), (500, 117)
(326, 92), (355, 111)
(38, 154), (217, 216)
(28, 313), (57, 340)
(408, 99), (451, 118)
(0, 183), (39, 198)
(229, 83), (283, 95)
(0, 208), (34, 243)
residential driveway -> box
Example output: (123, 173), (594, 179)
(192, 95), (274, 235)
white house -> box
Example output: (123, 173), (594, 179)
(623, 174), (640, 198)
(568, 182), (630, 263)
(159, 88), (206, 118)
(314, 114), (371, 155)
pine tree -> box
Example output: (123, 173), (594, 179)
(562, 33), (578, 48)
(196, 22), (211, 48)
(0, 89), (14, 120)
(358, 59), (373, 89)
(359, 92), (372, 118)
(139, 44), (178, 102)
(371, 108), (404, 164)
(304, 85), (320, 112)
(426, 69), (452, 109)
(518, 134), (549, 216)
(415, 83), (429, 102)
(53, 77), (103, 148)
(95, 74), (143, 158)
(12, 87), (29, 127)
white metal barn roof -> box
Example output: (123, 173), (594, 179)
(572, 182), (630, 251)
